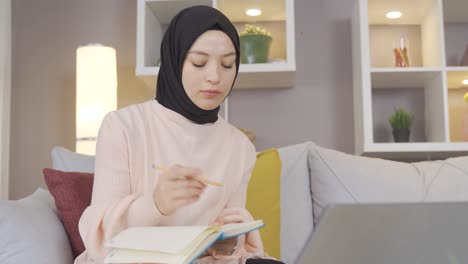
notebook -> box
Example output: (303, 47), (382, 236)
(104, 219), (264, 264)
(296, 202), (468, 264)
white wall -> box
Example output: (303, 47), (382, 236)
(11, 0), (152, 199)
(0, 0), (11, 200)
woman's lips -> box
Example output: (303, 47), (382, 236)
(200, 90), (221, 97)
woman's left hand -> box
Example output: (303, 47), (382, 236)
(208, 208), (248, 256)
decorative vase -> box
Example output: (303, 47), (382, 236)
(393, 38), (411, 67)
(240, 35), (272, 64)
(461, 44), (468, 66)
(392, 128), (410, 142)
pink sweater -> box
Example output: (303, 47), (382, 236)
(75, 100), (262, 264)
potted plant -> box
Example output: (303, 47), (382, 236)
(239, 24), (272, 64)
(388, 108), (413, 142)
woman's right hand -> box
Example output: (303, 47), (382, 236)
(153, 164), (206, 216)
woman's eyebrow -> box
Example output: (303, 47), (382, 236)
(188, 51), (208, 56)
(188, 51), (236, 57)
(223, 52), (236, 57)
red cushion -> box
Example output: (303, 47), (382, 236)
(43, 168), (93, 259)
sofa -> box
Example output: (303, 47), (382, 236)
(2, 141), (468, 264)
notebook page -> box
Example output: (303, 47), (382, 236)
(106, 226), (212, 253)
(185, 232), (223, 263)
(104, 248), (185, 264)
(105, 233), (222, 264)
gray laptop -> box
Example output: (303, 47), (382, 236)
(296, 202), (468, 264)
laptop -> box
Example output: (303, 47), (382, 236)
(296, 202), (468, 264)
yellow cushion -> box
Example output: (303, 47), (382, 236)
(246, 148), (282, 259)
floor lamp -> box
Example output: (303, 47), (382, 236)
(76, 44), (117, 155)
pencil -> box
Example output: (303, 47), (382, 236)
(155, 165), (222, 187)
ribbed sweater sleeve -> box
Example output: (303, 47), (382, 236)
(77, 113), (166, 263)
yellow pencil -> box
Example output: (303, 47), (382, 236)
(155, 165), (222, 187)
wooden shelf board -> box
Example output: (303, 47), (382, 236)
(371, 68), (442, 89)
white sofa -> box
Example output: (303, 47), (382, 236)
(2, 141), (468, 264)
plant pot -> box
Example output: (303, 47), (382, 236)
(240, 34), (272, 64)
(392, 128), (410, 142)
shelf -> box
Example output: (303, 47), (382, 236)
(353, 0), (468, 158)
(136, 0), (296, 89)
(370, 68), (442, 89)
(367, 142), (468, 152)
(446, 66), (468, 71)
(363, 142), (468, 160)
(371, 67), (443, 72)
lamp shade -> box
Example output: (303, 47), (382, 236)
(76, 44), (117, 155)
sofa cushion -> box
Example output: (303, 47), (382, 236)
(246, 148), (281, 259)
(308, 144), (468, 224)
(51, 146), (95, 173)
(277, 142), (315, 264)
(0, 188), (74, 264)
(43, 168), (94, 258)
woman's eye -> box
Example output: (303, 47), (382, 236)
(222, 64), (233, 69)
(192, 63), (205, 68)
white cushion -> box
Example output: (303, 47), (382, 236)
(0, 188), (74, 264)
(51, 146), (95, 172)
(277, 142), (314, 264)
(308, 144), (468, 224)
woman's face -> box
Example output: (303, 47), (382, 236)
(182, 30), (237, 110)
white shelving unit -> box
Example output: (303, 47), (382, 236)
(352, 0), (468, 158)
(136, 0), (296, 89)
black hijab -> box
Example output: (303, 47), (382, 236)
(156, 5), (240, 124)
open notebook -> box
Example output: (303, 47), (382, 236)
(104, 219), (264, 264)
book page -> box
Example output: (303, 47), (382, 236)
(106, 226), (218, 254)
(104, 248), (185, 264)
(220, 220), (265, 239)
(105, 233), (222, 264)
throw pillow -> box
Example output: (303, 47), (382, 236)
(43, 168), (94, 258)
(0, 188), (74, 264)
(51, 146), (95, 173)
(246, 148), (282, 259)
(307, 144), (468, 224)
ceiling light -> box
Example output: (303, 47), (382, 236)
(386, 11), (402, 19)
(463, 79), (468, 85)
(246, 9), (261, 17)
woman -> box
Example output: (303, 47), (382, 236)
(76, 5), (281, 264)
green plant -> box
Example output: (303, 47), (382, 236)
(239, 24), (271, 37)
(388, 108), (413, 129)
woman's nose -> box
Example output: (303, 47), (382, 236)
(206, 64), (221, 84)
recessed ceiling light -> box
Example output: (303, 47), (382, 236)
(246, 8), (261, 17)
(386, 11), (402, 19)
(463, 79), (468, 85)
